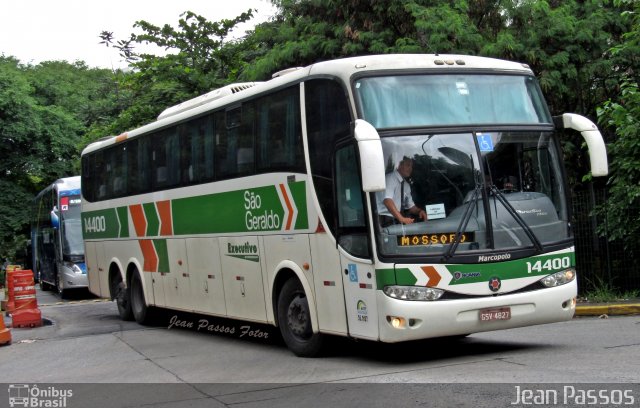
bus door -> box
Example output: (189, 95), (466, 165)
(38, 228), (57, 284)
(335, 144), (379, 340)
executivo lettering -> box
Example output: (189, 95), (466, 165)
(228, 242), (258, 254)
(478, 253), (511, 262)
(227, 242), (259, 262)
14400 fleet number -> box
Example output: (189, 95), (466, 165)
(526, 257), (571, 274)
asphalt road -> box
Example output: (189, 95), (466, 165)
(1, 288), (639, 408)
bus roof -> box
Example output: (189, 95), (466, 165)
(34, 176), (81, 201)
(54, 176), (81, 194)
(81, 54), (533, 156)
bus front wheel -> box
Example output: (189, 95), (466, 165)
(130, 272), (156, 325)
(55, 273), (67, 299)
(277, 278), (323, 357)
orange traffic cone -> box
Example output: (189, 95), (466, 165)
(0, 313), (11, 346)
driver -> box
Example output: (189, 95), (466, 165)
(500, 175), (518, 191)
(377, 156), (427, 227)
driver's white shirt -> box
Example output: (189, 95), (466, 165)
(376, 170), (415, 217)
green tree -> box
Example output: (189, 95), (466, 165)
(242, 0), (486, 80)
(94, 10), (255, 139)
(0, 58), (83, 259)
(596, 0), (640, 248)
(26, 61), (123, 129)
(480, 0), (632, 186)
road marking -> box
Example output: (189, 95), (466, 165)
(38, 298), (111, 307)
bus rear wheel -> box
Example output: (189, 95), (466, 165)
(130, 272), (156, 325)
(112, 276), (133, 321)
(277, 278), (323, 357)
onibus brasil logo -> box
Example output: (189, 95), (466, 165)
(8, 384), (73, 407)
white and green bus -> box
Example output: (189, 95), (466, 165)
(81, 54), (608, 356)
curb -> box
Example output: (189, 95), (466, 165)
(575, 303), (640, 317)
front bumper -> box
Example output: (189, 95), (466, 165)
(377, 279), (577, 342)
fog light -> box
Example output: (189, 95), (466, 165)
(540, 268), (576, 288)
(387, 316), (405, 328)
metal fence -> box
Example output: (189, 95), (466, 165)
(572, 186), (640, 295)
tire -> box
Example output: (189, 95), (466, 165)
(114, 279), (133, 321)
(130, 272), (155, 325)
(277, 278), (324, 357)
(40, 280), (50, 291)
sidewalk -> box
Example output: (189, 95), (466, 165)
(575, 300), (640, 317)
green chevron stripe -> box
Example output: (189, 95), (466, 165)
(143, 202), (159, 236)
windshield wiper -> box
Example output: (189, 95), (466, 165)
(489, 184), (543, 253)
(442, 182), (482, 262)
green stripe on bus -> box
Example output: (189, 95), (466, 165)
(289, 182), (309, 229)
(446, 252), (576, 284)
(375, 268), (396, 289)
(116, 206), (129, 238)
(143, 203), (159, 236)
(82, 209), (119, 240)
(153, 239), (169, 273)
(172, 182), (308, 235)
(395, 267), (418, 286)
(83, 182), (309, 238)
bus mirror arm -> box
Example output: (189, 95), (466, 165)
(50, 207), (60, 229)
(354, 119), (386, 192)
(554, 113), (609, 177)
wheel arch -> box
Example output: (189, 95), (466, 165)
(107, 261), (124, 300)
(271, 261), (319, 333)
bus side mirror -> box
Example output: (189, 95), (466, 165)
(354, 119), (386, 192)
(50, 207), (60, 229)
(555, 113), (609, 177)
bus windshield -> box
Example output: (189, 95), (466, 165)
(356, 74), (552, 128)
(60, 195), (84, 257)
(373, 131), (568, 258)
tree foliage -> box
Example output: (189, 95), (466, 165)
(0, 57), (117, 259)
(595, 0), (640, 247)
(95, 10), (255, 136)
(241, 0), (487, 80)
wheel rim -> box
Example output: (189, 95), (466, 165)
(286, 294), (311, 340)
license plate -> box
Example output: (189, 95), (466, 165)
(479, 307), (511, 322)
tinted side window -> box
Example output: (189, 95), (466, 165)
(179, 115), (214, 185)
(305, 79), (352, 235)
(256, 86), (305, 173)
(152, 127), (180, 190)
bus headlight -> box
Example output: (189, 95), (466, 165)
(383, 286), (444, 301)
(540, 268), (576, 287)
(64, 262), (83, 274)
